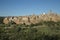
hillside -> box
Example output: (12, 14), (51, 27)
(0, 12), (60, 40)
(0, 21), (60, 40)
(1, 12), (60, 25)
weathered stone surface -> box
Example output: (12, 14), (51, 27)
(3, 18), (9, 24)
(3, 13), (60, 25)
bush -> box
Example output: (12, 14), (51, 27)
(0, 21), (60, 40)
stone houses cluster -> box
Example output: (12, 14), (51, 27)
(3, 13), (60, 25)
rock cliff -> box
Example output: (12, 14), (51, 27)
(3, 12), (60, 25)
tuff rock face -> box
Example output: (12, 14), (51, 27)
(3, 12), (60, 25)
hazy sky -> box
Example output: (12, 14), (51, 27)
(0, 0), (60, 16)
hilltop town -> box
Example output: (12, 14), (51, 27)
(3, 11), (60, 25)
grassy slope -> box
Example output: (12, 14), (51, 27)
(0, 21), (60, 40)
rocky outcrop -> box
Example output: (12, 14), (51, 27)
(3, 17), (9, 24)
(3, 13), (60, 25)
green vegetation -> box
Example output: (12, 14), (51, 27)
(0, 17), (60, 40)
(0, 17), (5, 24)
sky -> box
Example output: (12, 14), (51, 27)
(0, 0), (60, 16)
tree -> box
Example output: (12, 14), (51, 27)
(0, 17), (5, 24)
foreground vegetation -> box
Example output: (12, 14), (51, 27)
(0, 21), (60, 40)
